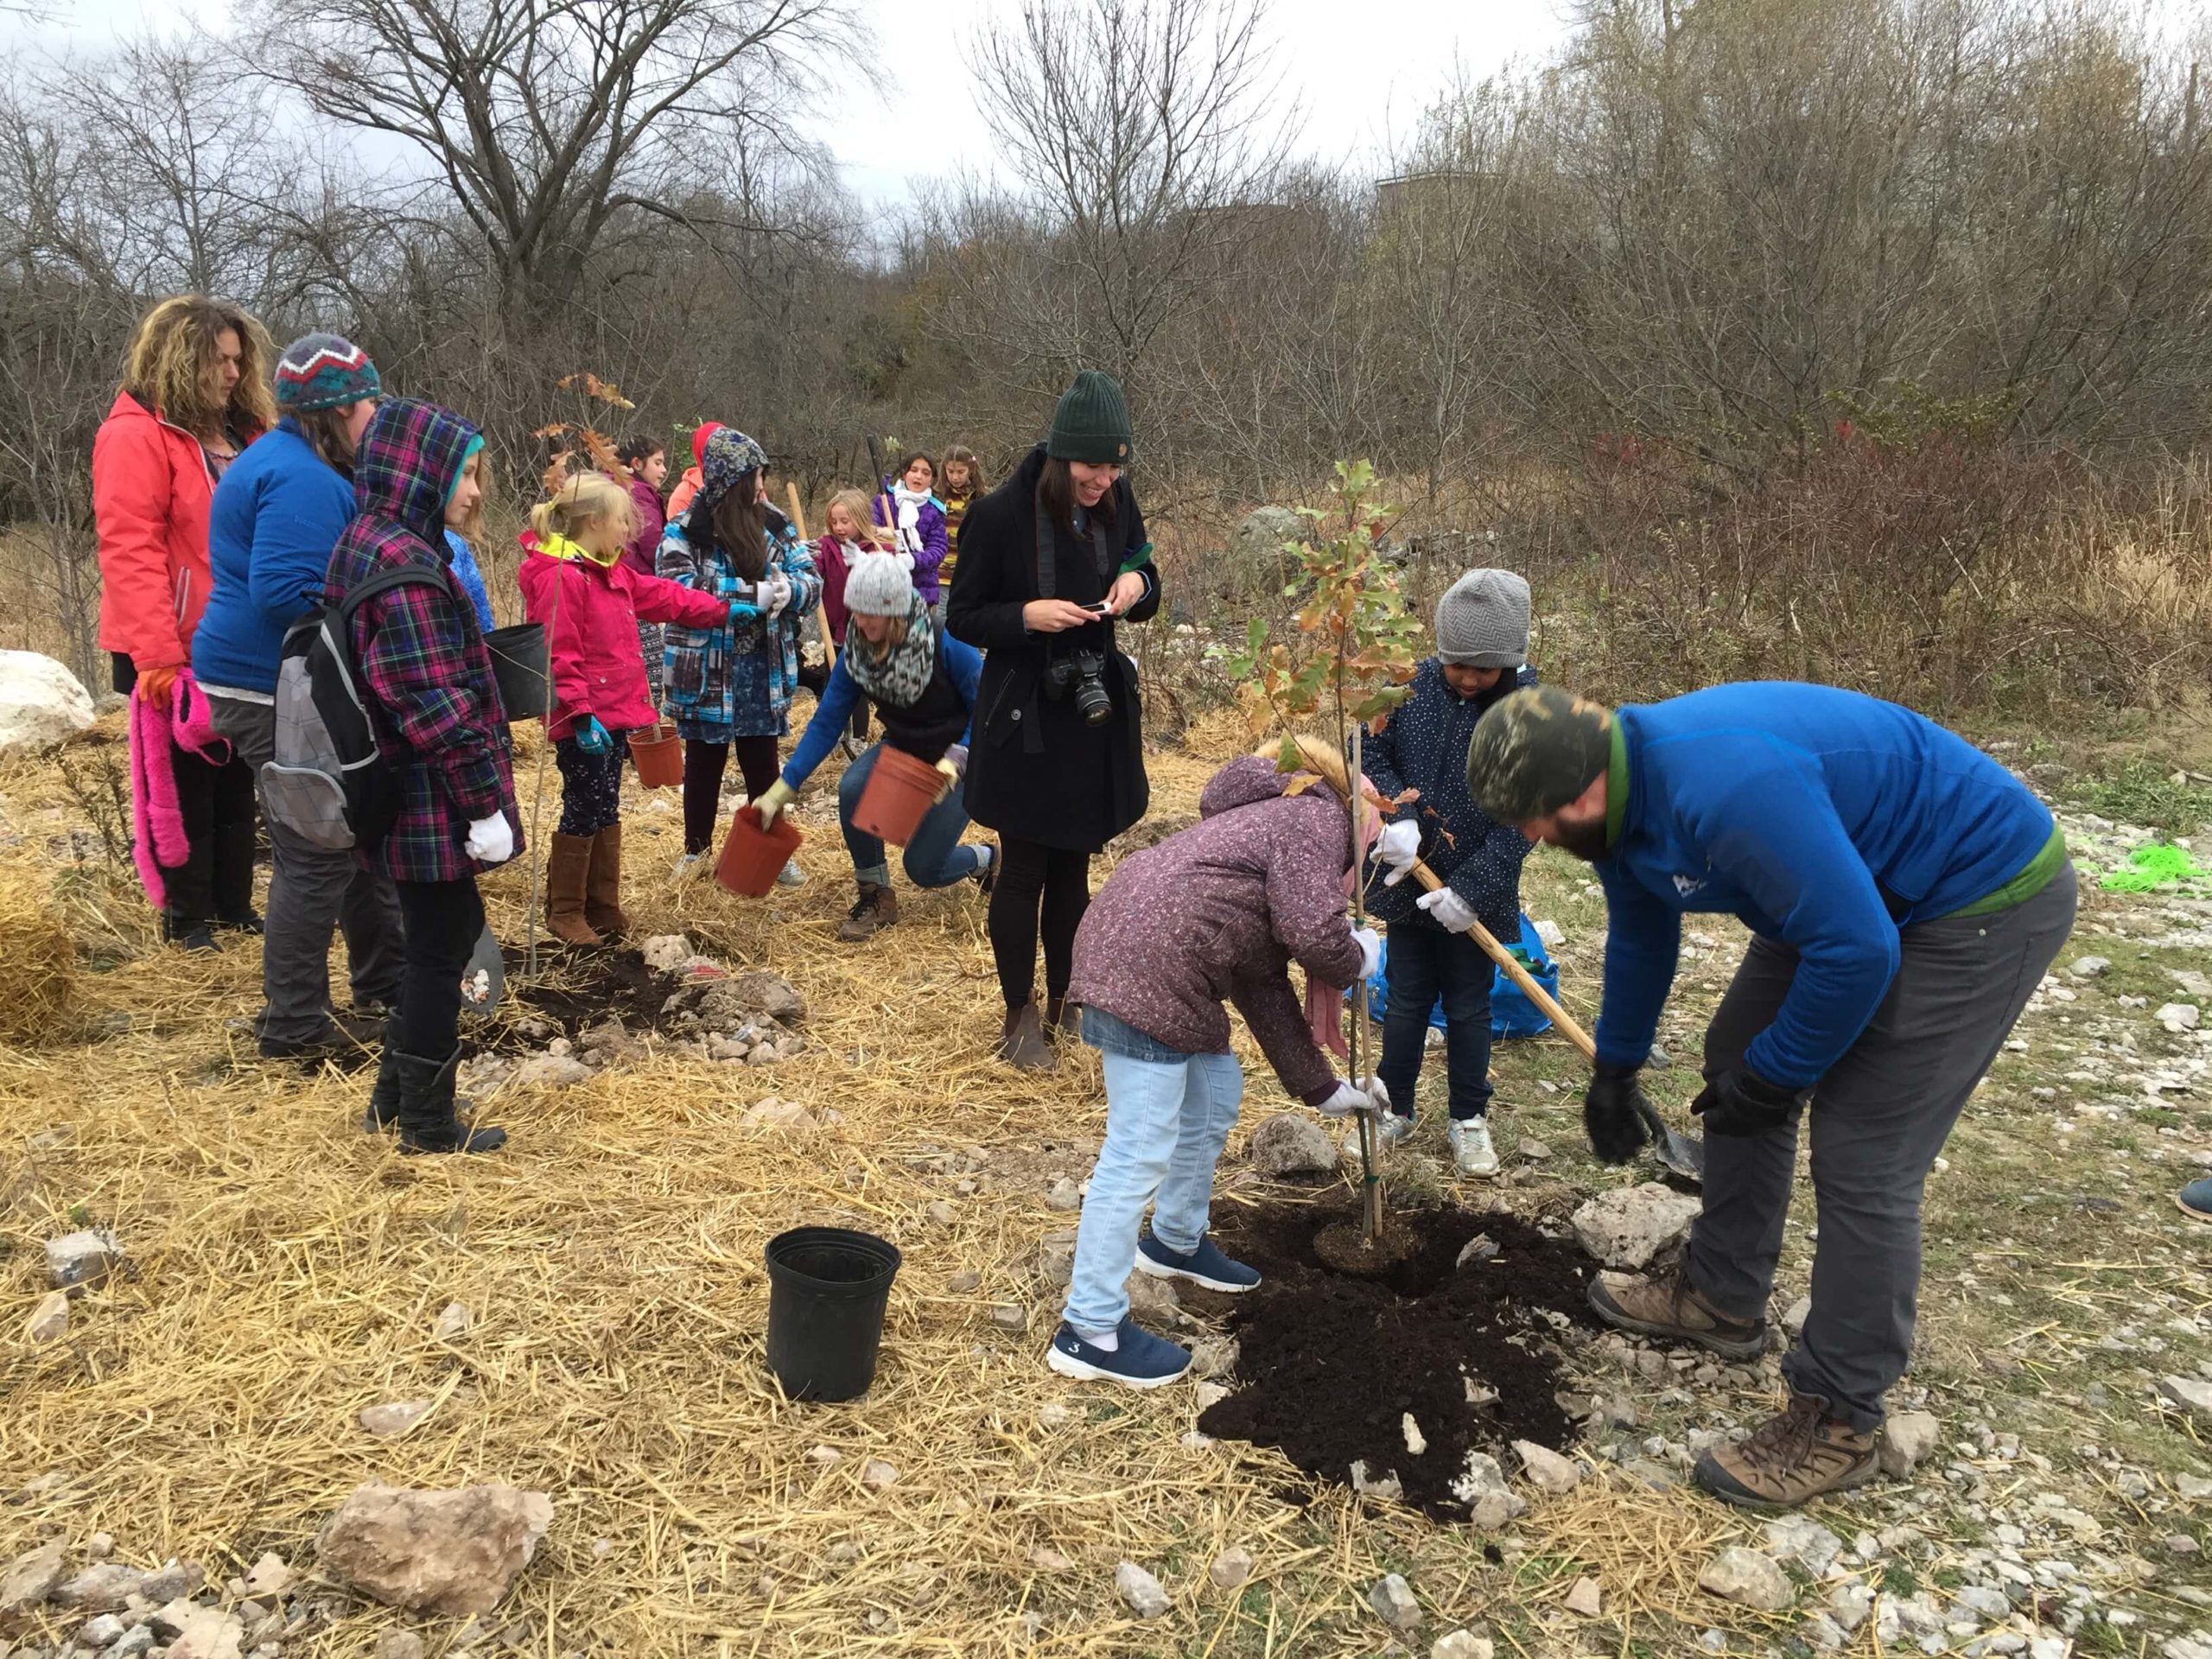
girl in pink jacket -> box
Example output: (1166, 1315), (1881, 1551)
(518, 472), (735, 946)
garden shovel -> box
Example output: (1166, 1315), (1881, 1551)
(1397, 859), (1706, 1185)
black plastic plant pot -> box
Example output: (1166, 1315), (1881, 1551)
(484, 622), (549, 721)
(763, 1227), (902, 1402)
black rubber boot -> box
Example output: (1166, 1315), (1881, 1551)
(392, 1047), (506, 1154)
(162, 912), (221, 953)
(361, 1018), (403, 1132)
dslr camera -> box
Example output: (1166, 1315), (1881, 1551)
(1043, 647), (1113, 727)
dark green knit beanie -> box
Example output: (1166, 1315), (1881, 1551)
(1466, 686), (1614, 823)
(1046, 370), (1135, 465)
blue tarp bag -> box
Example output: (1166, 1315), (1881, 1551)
(1353, 912), (1559, 1039)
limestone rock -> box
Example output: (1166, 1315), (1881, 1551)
(317, 1483), (553, 1616)
(2160, 1376), (2212, 1421)
(137, 1557), (201, 1602)
(1564, 1577), (1603, 1617)
(79, 1612), (128, 1648)
(2157, 1002), (2202, 1033)
(378, 1633), (429, 1659)
(44, 1229), (121, 1293)
(1028, 1545), (1072, 1573)
(0, 651), (96, 753)
(738, 1097), (817, 1135)
(166, 1606), (245, 1659)
(1349, 1460), (1403, 1502)
(989, 1304), (1028, 1333)
(433, 1302), (474, 1342)
(1831, 1582), (1875, 1633)
(1456, 1235), (1501, 1269)
(1451, 1452), (1527, 1529)
(1782, 1295), (1812, 1337)
(25, 1289), (68, 1344)
(1698, 1547), (1794, 1613)
(861, 1459), (899, 1491)
(639, 934), (692, 973)
(1115, 1560), (1170, 1618)
(1571, 1184), (1702, 1269)
(1248, 1112), (1337, 1176)
(1764, 1516), (1844, 1578)
(1034, 1229), (1077, 1288)
(1229, 505), (1313, 575)
(947, 1269), (982, 1294)
(1513, 1440), (1582, 1495)
(359, 1399), (435, 1440)
(2069, 956), (2110, 978)
(52, 1561), (145, 1611)
(238, 1552), (289, 1599)
(718, 971), (806, 1024)
(1432, 1634), (1495, 1659)
(1208, 1546), (1253, 1590)
(1879, 1410), (1942, 1476)
(511, 1053), (591, 1090)
(1046, 1177), (1082, 1211)
(1370, 1573), (1421, 1633)
(1, 1536), (68, 1613)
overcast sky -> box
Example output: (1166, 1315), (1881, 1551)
(23, 0), (1574, 207)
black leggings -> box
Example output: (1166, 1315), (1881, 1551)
(989, 837), (1092, 1009)
(682, 735), (782, 855)
(394, 875), (486, 1059)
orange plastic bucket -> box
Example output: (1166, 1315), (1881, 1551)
(716, 804), (804, 898)
(852, 745), (950, 846)
(630, 722), (683, 789)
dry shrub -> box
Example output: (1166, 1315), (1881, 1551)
(0, 864), (79, 1045)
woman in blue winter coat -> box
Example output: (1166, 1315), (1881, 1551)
(658, 427), (822, 883)
(1363, 569), (1540, 1177)
(192, 333), (404, 1061)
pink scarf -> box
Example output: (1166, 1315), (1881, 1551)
(130, 671), (232, 912)
(1305, 776), (1384, 1059)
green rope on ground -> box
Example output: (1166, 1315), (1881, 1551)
(2100, 842), (2207, 892)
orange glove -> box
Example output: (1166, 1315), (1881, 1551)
(137, 666), (179, 710)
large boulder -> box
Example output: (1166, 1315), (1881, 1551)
(1248, 1112), (1338, 1177)
(1228, 506), (1313, 586)
(0, 652), (96, 753)
(317, 1484), (552, 1617)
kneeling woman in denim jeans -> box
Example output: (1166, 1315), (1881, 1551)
(1050, 752), (1389, 1388)
(750, 553), (995, 941)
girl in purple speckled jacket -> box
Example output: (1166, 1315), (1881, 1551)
(1046, 752), (1389, 1389)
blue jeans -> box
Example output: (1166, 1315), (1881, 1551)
(1376, 918), (1494, 1122)
(836, 743), (984, 888)
(1064, 1007), (1245, 1338)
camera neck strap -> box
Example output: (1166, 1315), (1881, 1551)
(1032, 481), (1113, 602)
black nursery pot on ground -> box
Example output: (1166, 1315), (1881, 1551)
(1198, 1198), (1596, 1520)
(764, 1227), (903, 1402)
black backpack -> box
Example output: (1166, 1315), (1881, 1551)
(259, 565), (448, 852)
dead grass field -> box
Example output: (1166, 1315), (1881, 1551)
(2, 706), (2210, 1658)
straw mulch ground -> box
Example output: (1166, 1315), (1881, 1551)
(6, 709), (2163, 1657)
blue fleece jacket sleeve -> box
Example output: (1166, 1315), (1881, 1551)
(1693, 758), (1902, 1087)
(783, 655), (862, 789)
(1594, 870), (1681, 1069)
(442, 533), (496, 633)
(944, 636), (982, 746)
(246, 462), (353, 625)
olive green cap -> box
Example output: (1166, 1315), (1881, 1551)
(1046, 370), (1134, 465)
(1466, 685), (1614, 823)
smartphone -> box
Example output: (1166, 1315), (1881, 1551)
(1084, 600), (1113, 614)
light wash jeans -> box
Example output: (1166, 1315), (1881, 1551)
(1063, 1007), (1246, 1338)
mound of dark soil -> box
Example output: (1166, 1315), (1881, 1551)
(495, 947), (676, 1049)
(1198, 1198), (1594, 1521)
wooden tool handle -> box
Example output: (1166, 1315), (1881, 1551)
(785, 481), (810, 540)
(1401, 858), (1598, 1062)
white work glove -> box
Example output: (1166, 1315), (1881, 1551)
(761, 572), (792, 617)
(1351, 925), (1383, 983)
(1316, 1075), (1392, 1119)
(1416, 887), (1478, 934)
(1376, 819), (1422, 886)
(464, 813), (515, 866)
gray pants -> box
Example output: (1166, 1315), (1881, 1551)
(208, 695), (405, 1045)
(1688, 866), (2077, 1429)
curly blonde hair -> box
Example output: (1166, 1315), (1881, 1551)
(120, 296), (276, 437)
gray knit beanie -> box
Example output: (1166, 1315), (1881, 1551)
(1434, 569), (1530, 668)
(842, 551), (917, 618)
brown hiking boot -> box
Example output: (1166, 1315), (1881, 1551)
(1587, 1263), (1767, 1361)
(997, 998), (1054, 1071)
(1043, 995), (1083, 1040)
(545, 832), (601, 946)
(836, 882), (899, 942)
(583, 823), (630, 938)
(1694, 1391), (1878, 1510)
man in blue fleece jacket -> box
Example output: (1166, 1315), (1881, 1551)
(1467, 683), (2076, 1509)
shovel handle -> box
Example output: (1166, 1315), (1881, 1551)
(1400, 858), (1599, 1063)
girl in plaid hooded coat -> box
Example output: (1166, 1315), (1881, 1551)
(322, 397), (515, 1156)
(657, 427), (822, 880)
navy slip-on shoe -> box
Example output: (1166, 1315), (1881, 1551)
(1046, 1319), (1192, 1388)
(1135, 1230), (1262, 1294)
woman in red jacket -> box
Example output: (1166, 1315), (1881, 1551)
(518, 471), (740, 944)
(92, 295), (275, 950)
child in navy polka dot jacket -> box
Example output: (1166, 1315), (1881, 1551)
(1362, 569), (1539, 1178)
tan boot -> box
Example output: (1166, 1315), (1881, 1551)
(583, 823), (630, 938)
(1694, 1391), (1878, 1510)
(1043, 995), (1083, 1040)
(836, 882), (899, 942)
(997, 998), (1054, 1071)
(545, 832), (601, 946)
(1587, 1262), (1767, 1361)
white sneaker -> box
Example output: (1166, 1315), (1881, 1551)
(774, 858), (806, 888)
(673, 851), (709, 883)
(1448, 1116), (1500, 1178)
(1344, 1112), (1414, 1158)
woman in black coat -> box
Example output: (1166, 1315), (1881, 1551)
(945, 371), (1163, 1070)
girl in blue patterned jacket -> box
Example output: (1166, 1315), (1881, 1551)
(658, 428), (822, 882)
(1363, 569), (1539, 1179)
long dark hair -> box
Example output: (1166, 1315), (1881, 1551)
(707, 470), (769, 580)
(1039, 456), (1116, 532)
